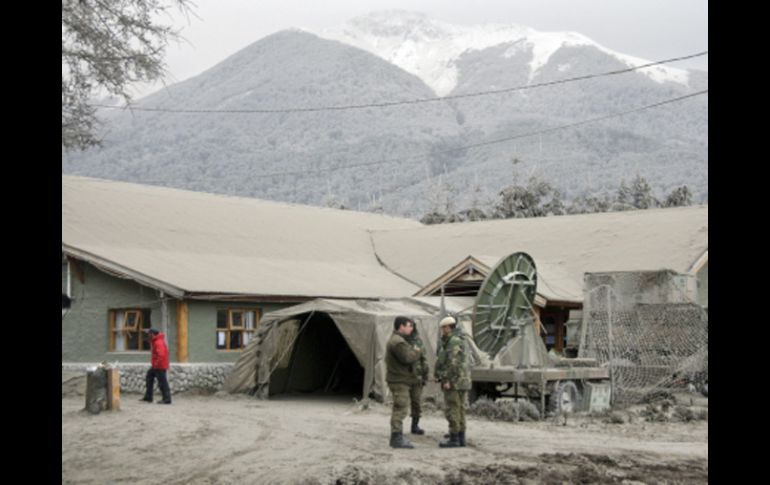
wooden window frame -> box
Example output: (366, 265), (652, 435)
(216, 308), (259, 351)
(109, 308), (152, 351)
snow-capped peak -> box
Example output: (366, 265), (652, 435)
(316, 10), (689, 96)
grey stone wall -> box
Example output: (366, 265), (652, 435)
(62, 363), (235, 393)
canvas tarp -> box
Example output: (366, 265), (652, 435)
(224, 297), (476, 401)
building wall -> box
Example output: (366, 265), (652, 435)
(62, 259), (174, 363)
(62, 258), (68, 297)
(186, 301), (286, 362)
(62, 259), (292, 363)
(697, 262), (708, 309)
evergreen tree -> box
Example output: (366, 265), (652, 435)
(614, 179), (634, 211)
(614, 175), (657, 210)
(663, 185), (693, 207)
(492, 175), (563, 219)
(629, 175), (657, 209)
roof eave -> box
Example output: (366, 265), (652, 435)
(62, 243), (186, 299)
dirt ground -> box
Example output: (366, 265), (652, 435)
(62, 376), (707, 484)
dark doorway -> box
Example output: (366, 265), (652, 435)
(271, 313), (364, 398)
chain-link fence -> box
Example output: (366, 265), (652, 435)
(579, 270), (708, 405)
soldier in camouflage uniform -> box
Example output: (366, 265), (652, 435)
(385, 316), (421, 449)
(404, 322), (429, 435)
(434, 315), (471, 447)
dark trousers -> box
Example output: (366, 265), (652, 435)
(144, 368), (171, 403)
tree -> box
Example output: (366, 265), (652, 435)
(62, 0), (192, 151)
(628, 175), (657, 209)
(492, 175), (564, 219)
(420, 211), (450, 225)
(614, 179), (634, 211)
(614, 175), (657, 210)
(567, 194), (612, 214)
(455, 173), (488, 222)
(663, 185), (693, 207)
(420, 173), (458, 223)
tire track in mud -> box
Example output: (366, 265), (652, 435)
(165, 418), (276, 484)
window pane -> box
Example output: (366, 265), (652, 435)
(217, 310), (228, 329)
(216, 331), (227, 349)
(243, 332), (251, 346)
(125, 312), (138, 329)
(230, 331), (242, 349)
(115, 312), (125, 350)
(115, 331), (125, 351)
(126, 331), (139, 350)
(245, 311), (255, 329)
(142, 310), (152, 330)
(231, 311), (243, 328)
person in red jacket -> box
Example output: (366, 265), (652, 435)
(140, 328), (172, 404)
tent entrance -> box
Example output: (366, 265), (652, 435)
(269, 313), (364, 398)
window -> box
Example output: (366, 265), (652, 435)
(109, 308), (152, 351)
(216, 308), (259, 350)
(539, 310), (573, 353)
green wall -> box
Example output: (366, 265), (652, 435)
(62, 259), (292, 363)
(62, 260), (174, 362)
(697, 262), (708, 309)
(186, 301), (285, 362)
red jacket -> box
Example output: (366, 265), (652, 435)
(150, 332), (170, 370)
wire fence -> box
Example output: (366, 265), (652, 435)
(579, 270), (708, 405)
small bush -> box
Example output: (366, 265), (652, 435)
(468, 397), (519, 422)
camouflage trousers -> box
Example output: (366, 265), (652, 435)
(442, 389), (467, 434)
(388, 383), (412, 433)
(409, 383), (423, 418)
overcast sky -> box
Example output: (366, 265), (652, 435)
(138, 0), (708, 98)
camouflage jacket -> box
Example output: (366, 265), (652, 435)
(434, 329), (472, 391)
(385, 332), (421, 385)
(404, 332), (429, 385)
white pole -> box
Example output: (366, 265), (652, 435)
(160, 290), (168, 342)
(66, 258), (72, 298)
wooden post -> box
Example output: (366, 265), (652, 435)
(106, 368), (121, 411)
(108, 310), (116, 351)
(177, 301), (189, 363)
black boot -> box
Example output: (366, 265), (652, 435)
(410, 417), (425, 435)
(439, 433), (461, 448)
(389, 431), (414, 449)
(458, 431), (466, 447)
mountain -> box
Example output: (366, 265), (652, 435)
(319, 10), (692, 96)
(63, 11), (708, 217)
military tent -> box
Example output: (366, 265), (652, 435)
(224, 297), (476, 401)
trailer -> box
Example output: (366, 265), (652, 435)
(460, 252), (611, 417)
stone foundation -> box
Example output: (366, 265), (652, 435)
(62, 363), (234, 393)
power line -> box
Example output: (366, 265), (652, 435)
(255, 89), (707, 178)
(94, 52), (707, 114)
